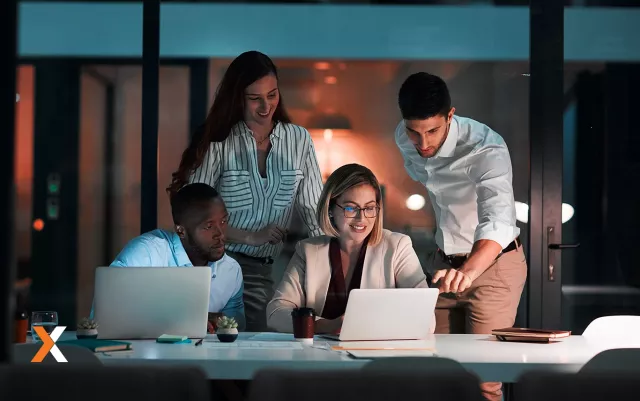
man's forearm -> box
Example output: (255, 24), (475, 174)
(459, 239), (503, 281)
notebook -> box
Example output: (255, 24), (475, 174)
(156, 334), (190, 344)
(492, 328), (571, 343)
(58, 339), (132, 352)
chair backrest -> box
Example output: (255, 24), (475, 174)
(362, 356), (468, 374)
(580, 348), (640, 373)
(13, 344), (102, 364)
(0, 365), (210, 401)
(247, 368), (483, 401)
(582, 315), (640, 338)
(516, 371), (640, 401)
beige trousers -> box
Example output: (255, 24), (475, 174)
(426, 244), (527, 401)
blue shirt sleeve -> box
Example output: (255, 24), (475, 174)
(220, 268), (246, 331)
(110, 236), (157, 267)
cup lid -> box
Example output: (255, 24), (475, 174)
(291, 307), (315, 317)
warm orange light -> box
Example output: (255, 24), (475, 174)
(324, 76), (337, 85)
(323, 129), (333, 142)
(32, 218), (44, 231)
(314, 62), (331, 71)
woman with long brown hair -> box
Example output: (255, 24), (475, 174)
(168, 51), (323, 332)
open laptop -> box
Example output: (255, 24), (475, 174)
(321, 288), (439, 341)
(93, 266), (211, 339)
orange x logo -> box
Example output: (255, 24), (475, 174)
(31, 326), (67, 363)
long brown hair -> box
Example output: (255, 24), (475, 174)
(167, 51), (291, 195)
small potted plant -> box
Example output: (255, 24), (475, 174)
(215, 316), (238, 343)
(76, 317), (98, 339)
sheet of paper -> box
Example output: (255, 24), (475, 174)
(247, 333), (297, 342)
(333, 340), (435, 350)
(204, 341), (304, 350)
(347, 350), (436, 358)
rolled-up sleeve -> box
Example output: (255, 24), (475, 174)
(295, 131), (323, 237)
(466, 145), (519, 248)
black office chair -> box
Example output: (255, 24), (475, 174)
(0, 365), (211, 401)
(247, 368), (484, 401)
(516, 371), (640, 401)
(579, 348), (640, 374)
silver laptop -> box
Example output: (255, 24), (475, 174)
(93, 266), (211, 339)
(322, 288), (439, 341)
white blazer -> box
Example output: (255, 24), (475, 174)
(267, 229), (431, 333)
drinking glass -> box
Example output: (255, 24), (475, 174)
(31, 311), (58, 342)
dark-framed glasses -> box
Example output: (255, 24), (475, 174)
(336, 204), (379, 218)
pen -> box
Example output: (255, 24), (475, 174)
(195, 338), (203, 346)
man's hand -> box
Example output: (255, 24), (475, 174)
(208, 312), (223, 333)
(432, 268), (473, 294)
(248, 224), (287, 246)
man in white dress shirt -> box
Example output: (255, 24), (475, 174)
(395, 72), (527, 401)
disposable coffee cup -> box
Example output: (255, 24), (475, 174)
(291, 307), (315, 344)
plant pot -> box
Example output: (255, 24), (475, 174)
(76, 328), (98, 339)
(216, 328), (238, 343)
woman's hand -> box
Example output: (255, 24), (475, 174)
(314, 316), (344, 335)
(248, 224), (287, 246)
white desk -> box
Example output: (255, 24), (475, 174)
(89, 333), (640, 382)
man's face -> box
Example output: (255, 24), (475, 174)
(404, 107), (455, 158)
(180, 198), (229, 263)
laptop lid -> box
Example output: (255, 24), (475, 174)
(333, 288), (438, 341)
(93, 266), (211, 339)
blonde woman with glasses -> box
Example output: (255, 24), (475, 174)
(267, 163), (431, 334)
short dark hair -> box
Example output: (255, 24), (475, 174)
(398, 72), (451, 120)
(170, 183), (220, 225)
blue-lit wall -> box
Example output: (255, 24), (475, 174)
(18, 3), (640, 61)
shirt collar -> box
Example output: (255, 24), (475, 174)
(170, 231), (218, 278)
(434, 116), (459, 158)
(234, 120), (282, 139)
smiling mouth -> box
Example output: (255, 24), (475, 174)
(257, 110), (270, 117)
(350, 224), (367, 232)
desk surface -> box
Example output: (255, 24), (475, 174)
(85, 332), (640, 382)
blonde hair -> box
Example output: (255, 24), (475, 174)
(316, 164), (383, 246)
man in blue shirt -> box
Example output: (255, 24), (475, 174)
(109, 183), (245, 331)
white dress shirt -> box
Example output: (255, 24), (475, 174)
(190, 121), (324, 259)
(395, 115), (519, 256)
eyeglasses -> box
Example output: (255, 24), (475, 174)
(335, 204), (379, 218)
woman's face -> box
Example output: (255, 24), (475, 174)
(331, 184), (378, 244)
(243, 74), (280, 127)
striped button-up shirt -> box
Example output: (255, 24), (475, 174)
(190, 121), (324, 258)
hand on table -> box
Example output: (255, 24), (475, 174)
(432, 268), (473, 294)
(249, 224), (287, 246)
(208, 312), (224, 333)
(332, 316), (343, 335)
(315, 315), (343, 335)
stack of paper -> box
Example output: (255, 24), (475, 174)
(205, 341), (304, 350)
(331, 340), (436, 358)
